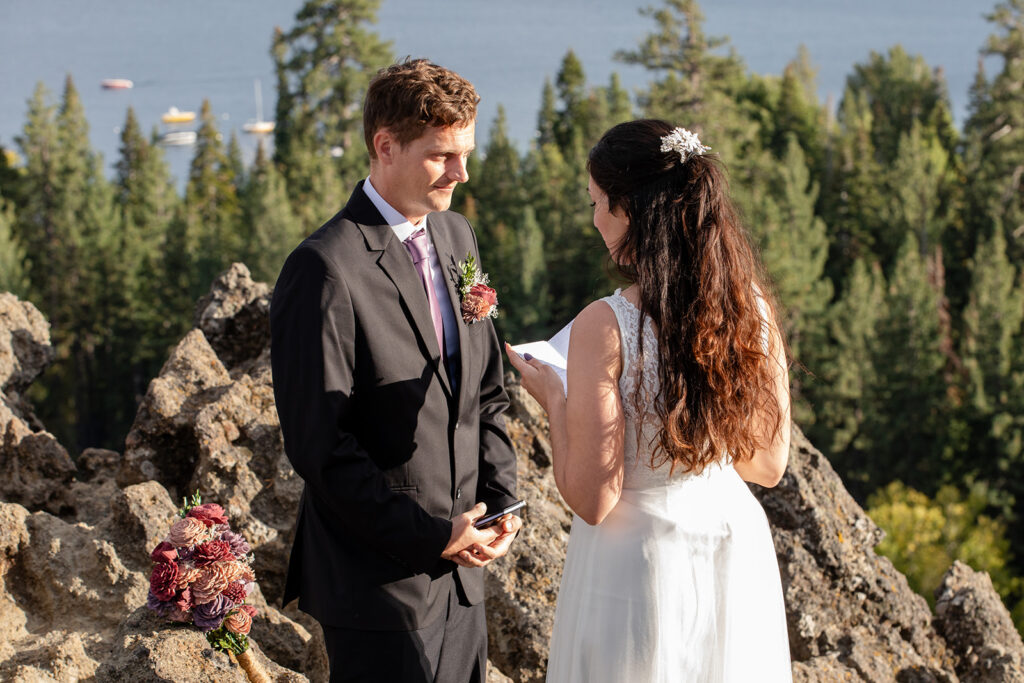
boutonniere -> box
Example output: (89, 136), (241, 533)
(457, 253), (498, 323)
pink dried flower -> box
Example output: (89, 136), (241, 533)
(190, 563), (233, 605)
(461, 283), (498, 323)
(168, 517), (207, 547)
(223, 608), (253, 635)
(175, 567), (200, 590)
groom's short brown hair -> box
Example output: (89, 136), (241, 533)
(363, 58), (479, 159)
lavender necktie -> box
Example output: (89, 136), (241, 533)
(404, 228), (447, 359)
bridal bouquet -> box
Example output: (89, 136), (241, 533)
(147, 493), (268, 682)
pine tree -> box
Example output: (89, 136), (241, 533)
(769, 46), (825, 171)
(958, 226), (1024, 515)
(15, 77), (119, 449)
(241, 142), (302, 283)
(536, 79), (558, 147)
(185, 99), (242, 298)
(861, 234), (950, 494)
(744, 137), (832, 425)
(0, 200), (28, 297)
(844, 46), (957, 166)
(820, 86), (887, 281)
(272, 0), (392, 215)
(886, 121), (953, 258)
(114, 109), (183, 408)
(963, 0), (1024, 264)
(806, 258), (885, 478)
(520, 139), (602, 331)
(616, 0), (752, 162)
(604, 73), (633, 129)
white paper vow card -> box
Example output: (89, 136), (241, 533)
(510, 320), (573, 395)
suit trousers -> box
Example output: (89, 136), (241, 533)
(322, 573), (487, 683)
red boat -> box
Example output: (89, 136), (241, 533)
(101, 78), (133, 90)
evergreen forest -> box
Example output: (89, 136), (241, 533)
(1, 0), (1023, 630)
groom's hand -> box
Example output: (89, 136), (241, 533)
(442, 502), (500, 568)
(466, 514), (522, 564)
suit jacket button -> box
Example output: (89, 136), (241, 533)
(456, 488), (462, 499)
(454, 420), (461, 430)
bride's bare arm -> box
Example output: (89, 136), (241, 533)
(506, 301), (625, 525)
(732, 312), (791, 487)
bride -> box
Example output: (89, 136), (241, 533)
(506, 120), (793, 682)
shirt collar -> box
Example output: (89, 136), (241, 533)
(363, 176), (424, 243)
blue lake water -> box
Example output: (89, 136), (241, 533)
(0, 0), (997, 187)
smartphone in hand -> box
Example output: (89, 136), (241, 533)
(473, 500), (526, 529)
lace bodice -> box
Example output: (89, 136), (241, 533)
(600, 289), (686, 490)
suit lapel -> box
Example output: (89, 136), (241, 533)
(428, 217), (471, 416)
(350, 183), (454, 398)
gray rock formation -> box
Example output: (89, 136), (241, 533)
(96, 606), (307, 682)
(0, 294), (75, 514)
(934, 561), (1024, 682)
(0, 292), (53, 395)
(750, 429), (958, 681)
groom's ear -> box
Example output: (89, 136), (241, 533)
(373, 128), (395, 164)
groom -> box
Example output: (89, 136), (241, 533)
(270, 59), (521, 682)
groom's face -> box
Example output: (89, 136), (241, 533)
(374, 121), (476, 224)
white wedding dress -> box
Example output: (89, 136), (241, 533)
(545, 290), (792, 683)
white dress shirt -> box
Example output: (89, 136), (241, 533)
(362, 178), (460, 362)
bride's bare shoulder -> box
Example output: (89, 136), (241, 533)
(568, 299), (622, 371)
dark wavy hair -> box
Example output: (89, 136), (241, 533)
(588, 119), (785, 474)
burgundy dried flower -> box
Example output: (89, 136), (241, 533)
(239, 604), (257, 618)
(187, 503), (228, 527)
(192, 540), (235, 567)
(192, 594), (233, 632)
(150, 541), (178, 564)
(221, 581), (247, 604)
(174, 587), (193, 612)
(149, 561), (179, 601)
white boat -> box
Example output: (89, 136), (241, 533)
(101, 78), (133, 90)
(159, 130), (197, 146)
(242, 80), (275, 134)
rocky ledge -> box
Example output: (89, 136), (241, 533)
(1, 264), (1021, 682)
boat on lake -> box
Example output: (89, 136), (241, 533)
(159, 130), (197, 146)
(101, 78), (133, 90)
(161, 106), (196, 124)
(242, 79), (275, 134)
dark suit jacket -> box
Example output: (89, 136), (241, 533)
(270, 181), (518, 631)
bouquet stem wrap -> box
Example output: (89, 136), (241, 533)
(235, 649), (271, 683)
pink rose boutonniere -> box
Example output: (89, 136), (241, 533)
(457, 253), (498, 323)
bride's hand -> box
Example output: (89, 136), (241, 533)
(505, 343), (564, 413)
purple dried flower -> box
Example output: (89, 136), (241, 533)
(147, 589), (175, 617)
(192, 593), (233, 632)
(219, 529), (251, 558)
